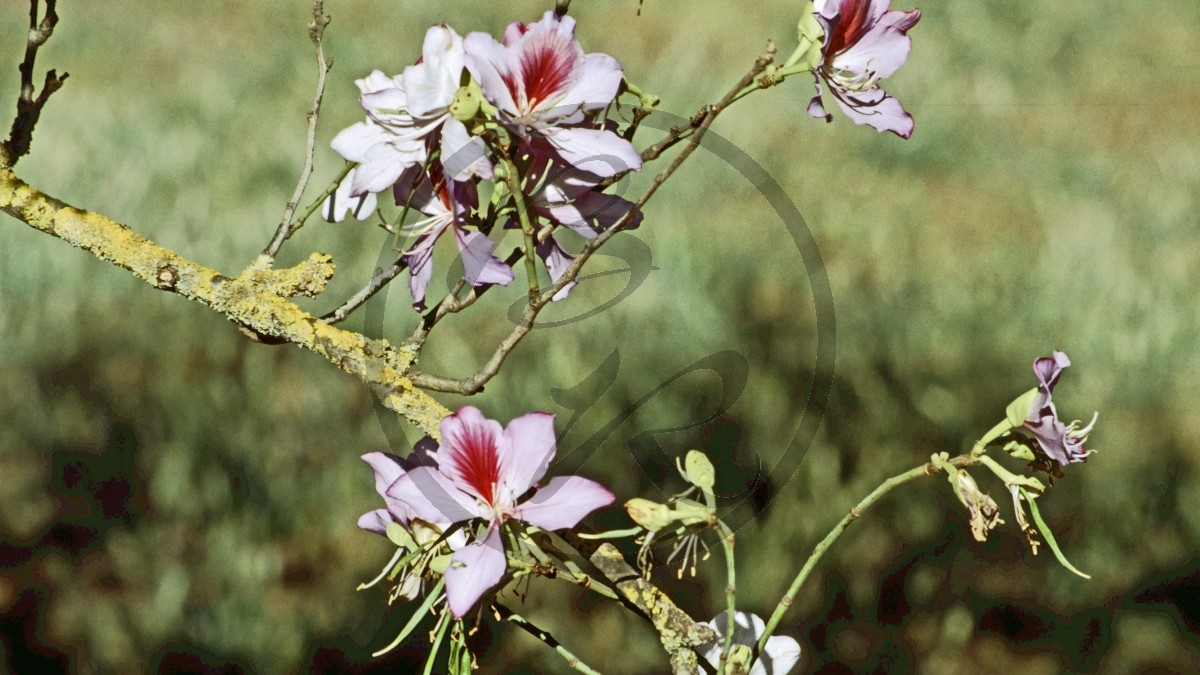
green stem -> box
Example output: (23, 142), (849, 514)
(755, 454), (978, 655)
(717, 520), (737, 672)
(496, 603), (601, 674)
(500, 156), (541, 302)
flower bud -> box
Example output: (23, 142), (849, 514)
(683, 450), (716, 492)
(448, 81), (483, 122)
(625, 498), (672, 531)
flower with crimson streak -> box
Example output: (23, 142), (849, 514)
(385, 406), (614, 617)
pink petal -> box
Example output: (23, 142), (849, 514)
(464, 32), (518, 116)
(834, 21), (915, 80)
(362, 452), (407, 499)
(454, 229), (515, 288)
(495, 412), (558, 505)
(322, 169), (378, 222)
(513, 12), (584, 115)
(357, 508), (392, 535)
(404, 26), (465, 118)
(386, 465), (480, 527)
(352, 141), (423, 194)
(330, 121), (390, 164)
(355, 69), (396, 96)
(437, 406), (507, 505)
(537, 237), (578, 301)
(515, 476), (614, 531)
(554, 52), (623, 116)
(445, 525), (507, 617)
(830, 85), (914, 138)
(402, 232), (439, 311)
(542, 127), (643, 177)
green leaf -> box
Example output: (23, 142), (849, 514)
(1021, 489), (1091, 579)
(371, 576), (447, 657)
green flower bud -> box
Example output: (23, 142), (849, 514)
(684, 449), (716, 492)
(448, 80), (483, 122)
(625, 498), (672, 531)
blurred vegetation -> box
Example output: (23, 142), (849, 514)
(1, 0), (1198, 672)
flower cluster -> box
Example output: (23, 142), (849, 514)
(324, 12), (643, 309)
(358, 406), (613, 618)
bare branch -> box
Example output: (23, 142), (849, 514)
(494, 603), (599, 674)
(0, 167), (451, 438)
(407, 46), (778, 395)
(2, 0), (69, 168)
(584, 542), (716, 674)
(321, 255), (409, 324)
(264, 0), (333, 258)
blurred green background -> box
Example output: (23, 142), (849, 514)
(2, 0), (1198, 672)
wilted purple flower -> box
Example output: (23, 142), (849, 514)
(385, 406), (614, 617)
(464, 11), (642, 177)
(1022, 350), (1096, 466)
(807, 0), (921, 138)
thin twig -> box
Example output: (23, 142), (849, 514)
(407, 46), (777, 395)
(753, 453), (981, 658)
(2, 0), (68, 168)
(264, 0), (332, 258)
(321, 256), (409, 324)
(495, 603), (600, 675)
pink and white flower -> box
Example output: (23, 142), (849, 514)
(807, 0), (921, 138)
(386, 406), (614, 617)
(323, 25), (492, 222)
(464, 11), (642, 177)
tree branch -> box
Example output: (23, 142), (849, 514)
(585, 542), (716, 675)
(264, 0), (333, 258)
(494, 603), (600, 675)
(2, 0), (68, 167)
(754, 453), (982, 657)
(0, 168), (451, 438)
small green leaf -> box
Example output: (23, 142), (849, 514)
(1021, 489), (1091, 579)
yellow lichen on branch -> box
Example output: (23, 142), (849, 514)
(0, 166), (451, 438)
(588, 542), (715, 674)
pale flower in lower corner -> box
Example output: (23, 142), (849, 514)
(697, 611), (802, 675)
